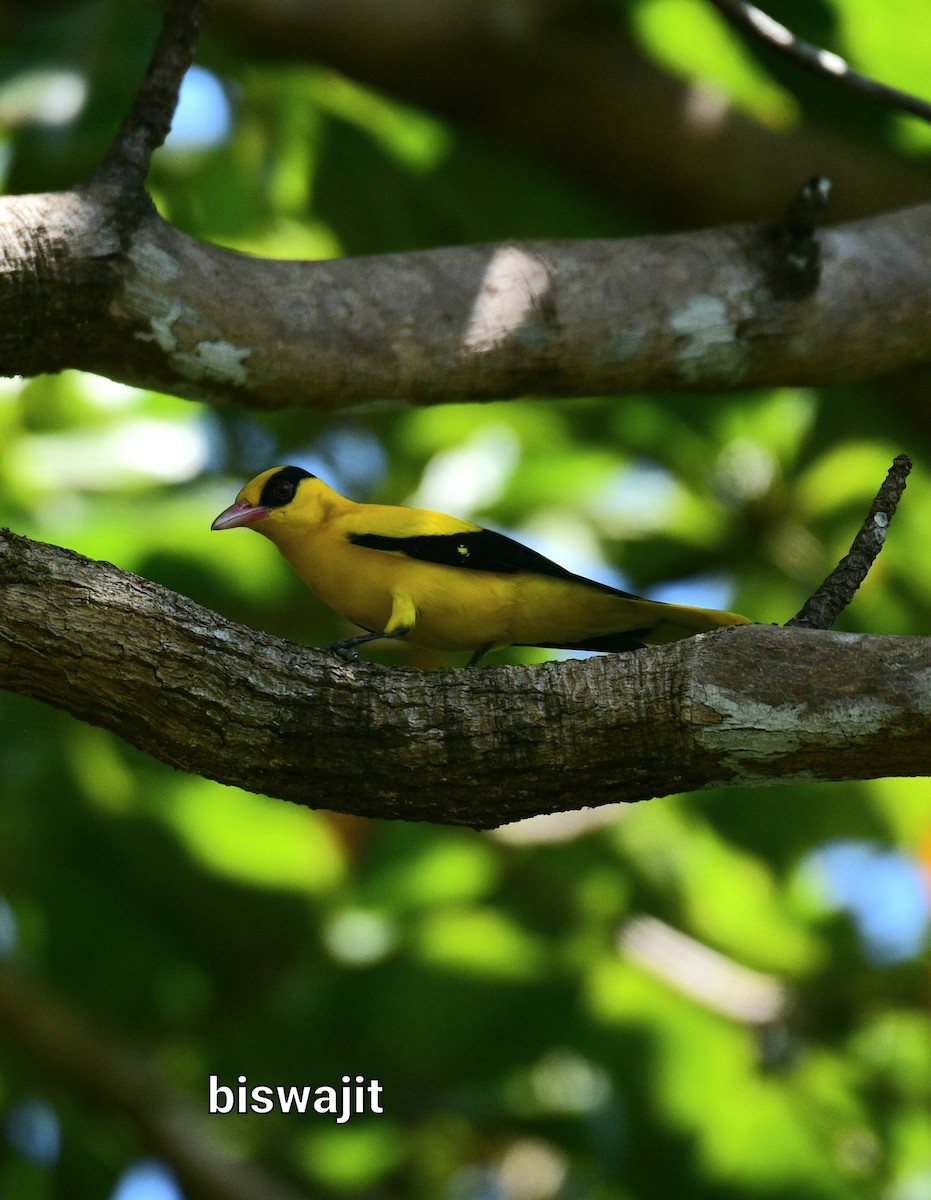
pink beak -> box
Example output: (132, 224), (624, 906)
(210, 500), (271, 531)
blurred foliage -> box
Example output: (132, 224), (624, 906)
(2, 1), (931, 1198)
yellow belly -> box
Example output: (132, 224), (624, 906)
(297, 543), (544, 650)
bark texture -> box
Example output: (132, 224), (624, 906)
(2, 528), (929, 826)
(5, 190), (931, 411)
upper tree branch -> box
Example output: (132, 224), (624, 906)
(212, 0), (931, 229)
(708, 0), (931, 126)
(2, 528), (930, 826)
(4, 0), (931, 406)
(4, 195), (931, 407)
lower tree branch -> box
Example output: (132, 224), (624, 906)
(2, 528), (929, 825)
(0, 966), (311, 1200)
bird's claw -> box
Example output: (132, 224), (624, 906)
(327, 642), (359, 663)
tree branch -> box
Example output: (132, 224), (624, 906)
(5, 194), (931, 407)
(211, 0), (931, 229)
(4, 0), (931, 406)
(95, 0), (206, 191)
(2, 528), (930, 825)
(707, 0), (931, 126)
(0, 966), (312, 1200)
(788, 454), (912, 630)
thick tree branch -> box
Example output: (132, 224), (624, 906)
(4, 0), (931, 407)
(2, 528), (930, 826)
(5, 193), (931, 408)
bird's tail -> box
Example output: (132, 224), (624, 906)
(643, 602), (751, 645)
(520, 602), (749, 653)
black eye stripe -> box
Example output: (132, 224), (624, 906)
(258, 466), (314, 508)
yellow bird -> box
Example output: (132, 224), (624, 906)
(211, 466), (750, 666)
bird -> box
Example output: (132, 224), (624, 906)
(211, 465), (750, 666)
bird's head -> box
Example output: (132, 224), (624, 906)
(211, 465), (318, 536)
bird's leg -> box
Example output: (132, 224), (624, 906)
(327, 631), (388, 662)
(328, 593), (416, 662)
(466, 645), (493, 668)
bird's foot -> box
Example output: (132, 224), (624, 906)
(326, 640), (360, 663)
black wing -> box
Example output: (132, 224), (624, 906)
(348, 528), (641, 600)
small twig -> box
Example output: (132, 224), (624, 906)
(94, 0), (206, 191)
(768, 175), (831, 300)
(787, 454), (912, 630)
(781, 175), (831, 238)
(707, 0), (931, 126)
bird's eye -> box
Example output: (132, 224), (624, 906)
(272, 481), (293, 502)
